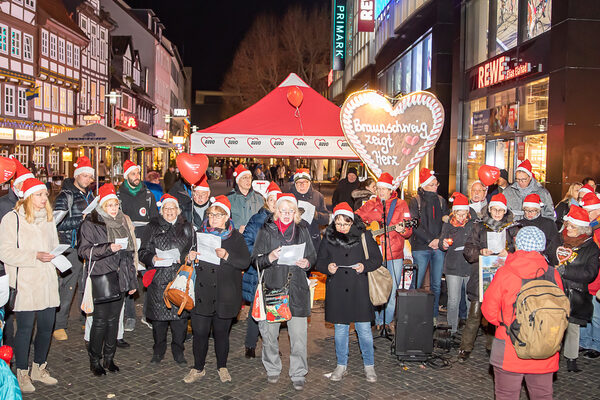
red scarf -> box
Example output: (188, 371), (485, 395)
(275, 219), (292, 234)
(450, 213), (470, 227)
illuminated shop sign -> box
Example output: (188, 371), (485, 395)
(331, 0), (346, 71)
(357, 0), (375, 32)
(118, 115), (138, 129)
(173, 108), (188, 117)
(477, 56), (539, 89)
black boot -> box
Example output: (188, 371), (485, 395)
(103, 356), (120, 372)
(90, 359), (106, 376)
(567, 358), (581, 373)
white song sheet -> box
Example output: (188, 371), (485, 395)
(51, 255), (72, 272)
(486, 231), (507, 254)
(297, 201), (315, 225)
(50, 244), (70, 256)
(278, 243), (305, 266)
(196, 233), (222, 265)
(154, 248), (181, 267)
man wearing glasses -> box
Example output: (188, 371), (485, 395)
(469, 181), (488, 219)
(226, 164), (264, 234)
(503, 159), (554, 221)
(290, 168), (330, 250)
(518, 193), (560, 265)
(408, 168), (449, 325)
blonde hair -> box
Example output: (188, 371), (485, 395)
(273, 200), (302, 224)
(559, 182), (583, 206)
(101, 198), (120, 213)
(206, 205), (228, 217)
(15, 194), (53, 223)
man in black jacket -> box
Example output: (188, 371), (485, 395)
(408, 168), (448, 324)
(332, 167), (359, 208)
(53, 156), (95, 341)
(117, 160), (158, 332)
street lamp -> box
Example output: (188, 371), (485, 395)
(105, 90), (121, 128)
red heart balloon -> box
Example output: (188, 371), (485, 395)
(287, 86), (303, 108)
(176, 153), (209, 185)
(478, 165), (500, 187)
(0, 156), (16, 185)
(0, 345), (13, 364)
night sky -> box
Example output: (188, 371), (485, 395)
(125, 0), (327, 92)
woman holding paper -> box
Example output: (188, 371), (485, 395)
(138, 194), (194, 366)
(0, 178), (60, 392)
(183, 195), (250, 384)
(251, 192), (317, 391)
(316, 202), (382, 383)
(78, 183), (138, 376)
(459, 193), (519, 362)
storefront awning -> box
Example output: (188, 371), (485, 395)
(34, 123), (149, 147)
(123, 129), (175, 149)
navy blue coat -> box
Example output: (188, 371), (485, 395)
(241, 207), (271, 302)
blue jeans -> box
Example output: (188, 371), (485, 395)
(375, 259), (403, 326)
(580, 297), (600, 352)
(334, 322), (374, 366)
(411, 249), (445, 317)
(445, 275), (470, 333)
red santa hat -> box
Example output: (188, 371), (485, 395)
(276, 192), (297, 207)
(266, 181), (282, 198)
(157, 193), (179, 208)
(449, 192), (469, 212)
(516, 159), (533, 177)
(419, 168), (436, 187)
(12, 157), (34, 187)
(488, 193), (507, 210)
(579, 184), (594, 196)
(333, 202), (354, 220)
(73, 156), (95, 177)
(233, 164), (251, 183)
(564, 205), (590, 227)
(21, 178), (47, 199)
(523, 193), (542, 209)
(122, 160), (140, 179)
(98, 183), (118, 207)
(376, 172), (394, 189)
(293, 168), (311, 182)
(210, 195), (231, 217)
(194, 175), (210, 192)
(581, 192), (600, 211)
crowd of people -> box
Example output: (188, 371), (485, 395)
(0, 155), (598, 398)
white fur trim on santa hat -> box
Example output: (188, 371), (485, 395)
(420, 171), (436, 188)
(523, 201), (542, 209)
(194, 185), (210, 192)
(488, 201), (507, 210)
(23, 183), (47, 199)
(276, 194), (297, 207)
(564, 215), (590, 227)
(376, 181), (394, 190)
(294, 171), (311, 181)
(13, 172), (34, 187)
(157, 198), (178, 208)
(99, 194), (118, 207)
(515, 166), (532, 177)
(234, 170), (251, 183)
(333, 208), (354, 219)
(74, 166), (95, 177)
(452, 204), (470, 211)
(210, 197), (230, 217)
(123, 164), (140, 179)
(583, 202), (600, 211)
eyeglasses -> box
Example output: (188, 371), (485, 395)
(207, 213), (227, 219)
(516, 177), (530, 183)
(162, 207), (178, 212)
(279, 210), (295, 215)
(334, 223), (352, 228)
(523, 209), (539, 214)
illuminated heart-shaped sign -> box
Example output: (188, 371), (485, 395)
(176, 153), (209, 185)
(340, 90), (445, 187)
(556, 246), (573, 264)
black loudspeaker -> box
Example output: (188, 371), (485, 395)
(394, 289), (434, 361)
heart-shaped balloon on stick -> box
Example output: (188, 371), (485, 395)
(176, 153), (209, 186)
(0, 345), (13, 364)
(478, 165), (500, 187)
(340, 90), (445, 188)
(0, 156), (16, 184)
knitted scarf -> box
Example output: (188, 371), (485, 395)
(561, 229), (590, 249)
(200, 218), (233, 240)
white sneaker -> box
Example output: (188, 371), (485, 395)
(183, 368), (205, 384)
(328, 365), (347, 381)
(364, 365), (377, 383)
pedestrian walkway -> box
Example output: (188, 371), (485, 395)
(24, 303), (600, 399)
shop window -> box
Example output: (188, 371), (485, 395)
(464, 96), (487, 139)
(33, 147), (45, 170)
(518, 77), (548, 132)
(493, 0), (519, 55)
(465, 139), (486, 190)
(526, 0), (551, 40)
(49, 148), (59, 175)
(520, 134), (547, 182)
(465, 0), (489, 68)
(14, 145), (28, 165)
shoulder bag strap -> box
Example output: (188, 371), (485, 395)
(360, 233), (369, 260)
(386, 198), (397, 226)
(87, 247), (96, 278)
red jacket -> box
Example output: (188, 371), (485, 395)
(355, 193), (412, 260)
(481, 250), (564, 374)
(591, 226), (600, 296)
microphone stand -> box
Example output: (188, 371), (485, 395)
(375, 198), (393, 342)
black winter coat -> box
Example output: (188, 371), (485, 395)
(439, 218), (473, 277)
(408, 188), (449, 251)
(519, 214), (560, 265)
(332, 178), (360, 208)
(78, 210), (138, 293)
(138, 215), (194, 321)
(463, 213), (519, 302)
(168, 180), (194, 226)
(290, 186), (330, 251)
(252, 216), (317, 317)
(554, 200), (572, 230)
(558, 237), (600, 325)
(315, 219), (382, 324)
(54, 178), (95, 246)
(117, 183), (158, 238)
(193, 225), (250, 319)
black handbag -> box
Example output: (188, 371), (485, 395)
(91, 271), (121, 304)
(7, 211), (19, 310)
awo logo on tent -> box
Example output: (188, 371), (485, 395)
(200, 137), (215, 147)
(314, 139), (329, 149)
(247, 137), (261, 148)
(337, 139), (349, 150)
(223, 137), (238, 148)
(270, 137), (284, 148)
(292, 138), (307, 149)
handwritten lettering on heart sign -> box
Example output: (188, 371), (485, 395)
(340, 90), (445, 188)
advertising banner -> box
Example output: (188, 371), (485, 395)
(357, 0), (375, 32)
(332, 0), (347, 70)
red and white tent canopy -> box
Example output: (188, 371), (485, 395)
(190, 73), (356, 158)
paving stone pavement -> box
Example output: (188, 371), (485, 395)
(19, 303), (600, 400)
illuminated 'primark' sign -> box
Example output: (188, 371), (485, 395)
(332, 0), (346, 71)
